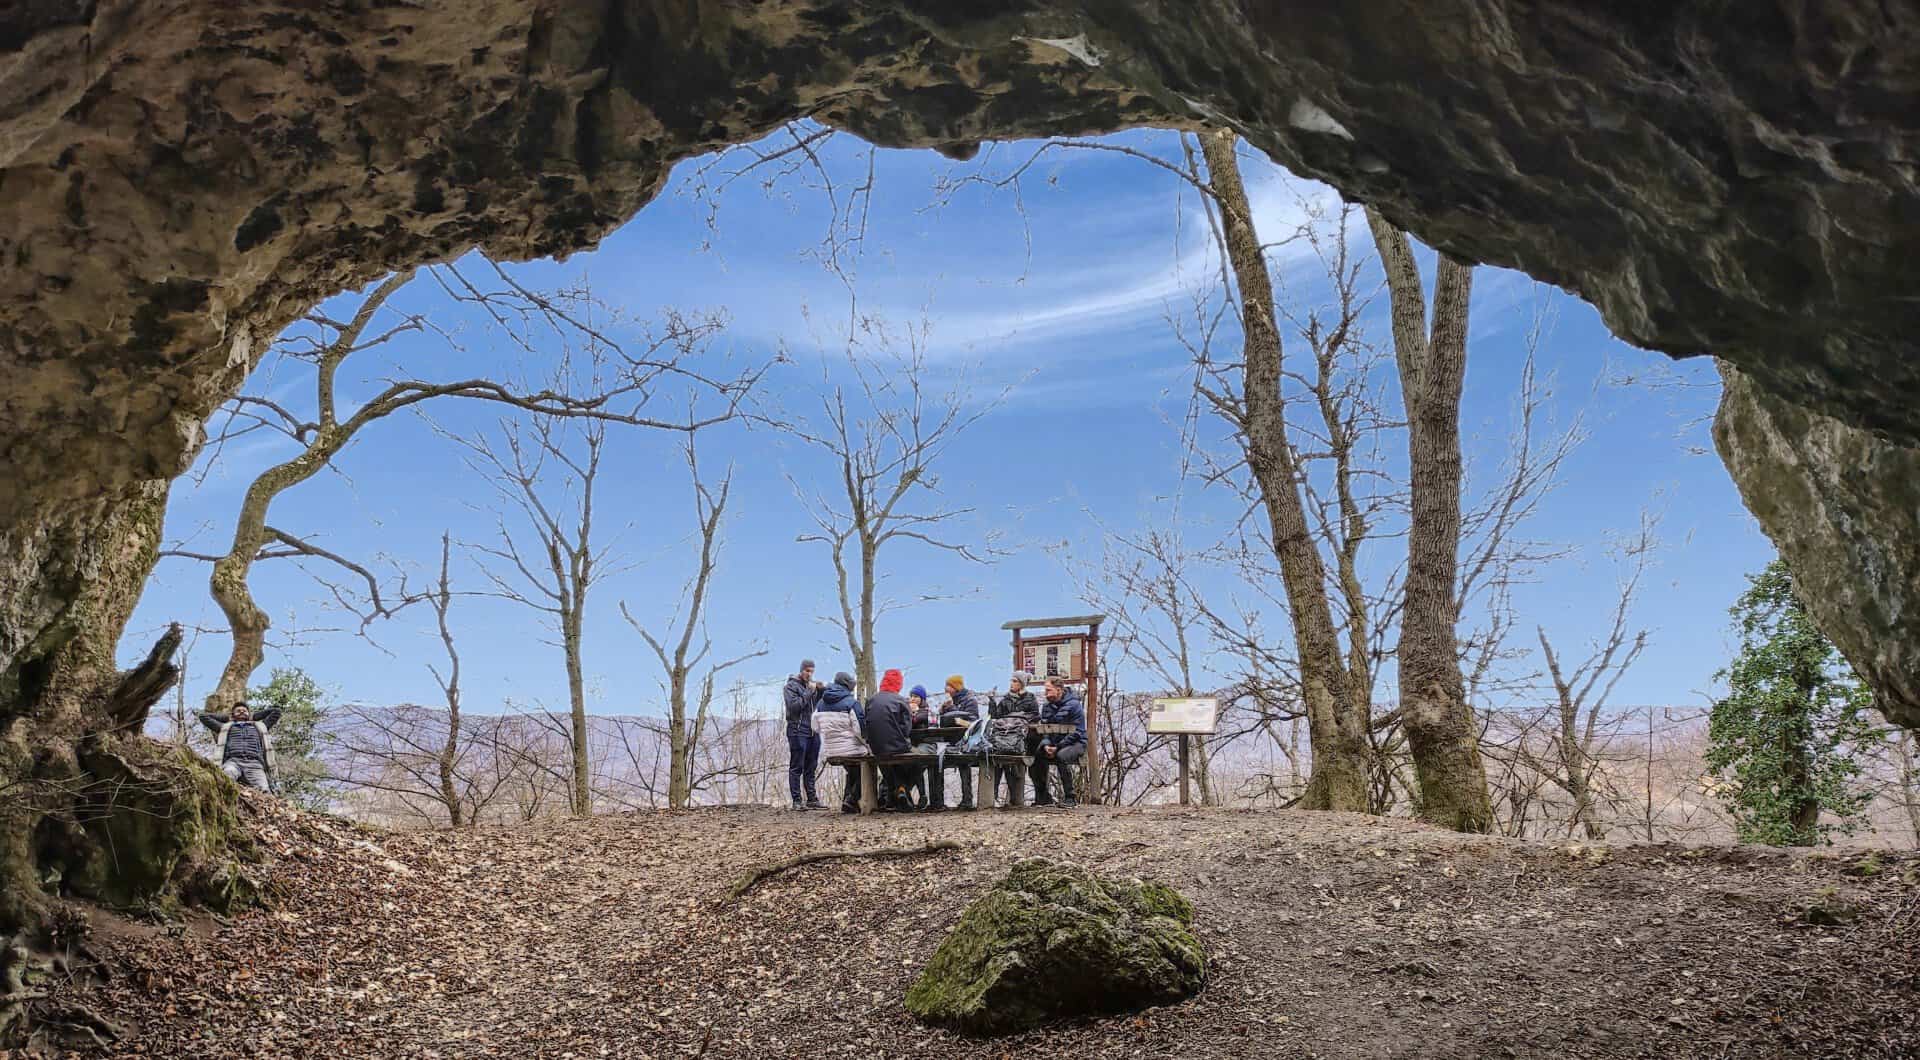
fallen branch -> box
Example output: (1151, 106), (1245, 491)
(727, 839), (966, 899)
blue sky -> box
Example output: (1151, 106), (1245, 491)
(123, 128), (1771, 722)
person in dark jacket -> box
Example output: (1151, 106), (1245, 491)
(864, 669), (918, 812)
(906, 685), (936, 809)
(1031, 676), (1089, 807)
(940, 676), (981, 811)
(782, 659), (825, 810)
(813, 673), (867, 812)
(198, 701), (283, 791)
(987, 672), (1041, 807)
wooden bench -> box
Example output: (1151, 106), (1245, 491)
(825, 752), (1034, 814)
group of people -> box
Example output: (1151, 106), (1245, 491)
(782, 659), (1088, 813)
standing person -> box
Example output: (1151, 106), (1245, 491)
(197, 701), (283, 791)
(941, 676), (981, 811)
(864, 668), (917, 812)
(1032, 676), (1088, 807)
(783, 659), (826, 810)
(812, 672), (868, 813)
(988, 673), (1041, 808)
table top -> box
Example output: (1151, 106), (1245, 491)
(911, 726), (971, 742)
(1032, 723), (1078, 734)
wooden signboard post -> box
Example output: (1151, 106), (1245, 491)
(1148, 697), (1218, 806)
(1002, 615), (1104, 804)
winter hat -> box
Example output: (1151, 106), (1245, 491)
(800, 658), (816, 672)
(910, 684), (929, 702)
(880, 669), (905, 694)
(946, 674), (966, 690)
(833, 671), (856, 690)
(1010, 670), (1033, 688)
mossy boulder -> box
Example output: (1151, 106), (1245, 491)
(905, 858), (1205, 1035)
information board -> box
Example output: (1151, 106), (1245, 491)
(1018, 636), (1085, 683)
(1147, 697), (1218, 735)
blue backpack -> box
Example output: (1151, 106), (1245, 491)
(957, 717), (988, 754)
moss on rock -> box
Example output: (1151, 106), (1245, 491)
(905, 858), (1205, 1035)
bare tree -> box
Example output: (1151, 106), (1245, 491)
(165, 268), (755, 713)
(424, 533), (468, 825)
(1192, 129), (1372, 812)
(619, 440), (767, 808)
(790, 316), (1002, 695)
(1529, 525), (1655, 838)
(1366, 209), (1495, 832)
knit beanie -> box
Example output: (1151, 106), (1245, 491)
(946, 673), (966, 690)
(910, 684), (929, 702)
(833, 671), (855, 690)
(880, 669), (904, 694)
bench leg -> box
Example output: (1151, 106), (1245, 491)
(860, 762), (878, 815)
(978, 759), (992, 808)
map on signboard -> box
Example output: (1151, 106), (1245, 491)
(1147, 697), (1218, 735)
(1019, 636), (1084, 682)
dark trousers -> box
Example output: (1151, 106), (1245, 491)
(840, 763), (862, 810)
(993, 763), (1026, 806)
(881, 764), (920, 807)
(1031, 742), (1085, 803)
(786, 721), (820, 803)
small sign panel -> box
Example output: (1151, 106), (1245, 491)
(1019, 636), (1085, 683)
(1147, 697), (1218, 735)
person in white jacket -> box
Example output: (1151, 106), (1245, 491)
(811, 672), (869, 813)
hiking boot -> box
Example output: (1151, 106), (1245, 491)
(840, 804), (859, 815)
(1059, 798), (1078, 809)
(954, 801), (975, 812)
(791, 800), (807, 811)
(1032, 797), (1056, 807)
(923, 803), (947, 813)
(805, 798), (827, 810)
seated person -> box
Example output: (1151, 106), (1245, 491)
(939, 676), (981, 811)
(1031, 677), (1089, 807)
(987, 672), (1041, 807)
(906, 684), (937, 810)
(811, 672), (868, 813)
(197, 701), (283, 791)
(864, 668), (919, 812)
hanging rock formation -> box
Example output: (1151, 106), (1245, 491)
(3, 2), (1919, 820)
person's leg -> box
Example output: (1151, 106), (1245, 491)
(956, 764), (975, 809)
(1055, 743), (1085, 805)
(926, 761), (945, 809)
(244, 761), (273, 791)
(1030, 754), (1053, 804)
(841, 763), (862, 813)
(785, 723), (807, 807)
(803, 729), (824, 807)
(221, 761), (243, 782)
(1000, 765), (1026, 808)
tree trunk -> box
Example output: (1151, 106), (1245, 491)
(1895, 731), (1920, 849)
(857, 535), (879, 699)
(1366, 209), (1496, 834)
(667, 672), (691, 809)
(1199, 130), (1370, 813)
(564, 608), (591, 817)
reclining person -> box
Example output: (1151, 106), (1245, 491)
(197, 701), (282, 791)
(864, 669), (919, 812)
(812, 672), (868, 813)
(940, 676), (982, 811)
(987, 672), (1041, 807)
(1031, 677), (1088, 807)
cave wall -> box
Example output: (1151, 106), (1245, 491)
(3, 0), (1919, 721)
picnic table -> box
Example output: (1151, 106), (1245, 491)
(825, 745), (1034, 814)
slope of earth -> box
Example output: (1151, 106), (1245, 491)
(31, 799), (1919, 1059)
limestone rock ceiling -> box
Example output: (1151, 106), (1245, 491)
(2, 1), (1917, 720)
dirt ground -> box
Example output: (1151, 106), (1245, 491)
(27, 798), (1919, 1059)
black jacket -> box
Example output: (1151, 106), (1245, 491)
(783, 675), (821, 724)
(864, 690), (914, 755)
(989, 689), (1040, 720)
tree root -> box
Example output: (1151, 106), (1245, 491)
(727, 840), (966, 900)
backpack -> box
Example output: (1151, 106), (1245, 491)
(957, 717), (989, 754)
(987, 716), (1030, 756)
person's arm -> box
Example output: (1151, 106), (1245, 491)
(254, 707), (283, 730)
(197, 712), (227, 734)
(782, 681), (803, 719)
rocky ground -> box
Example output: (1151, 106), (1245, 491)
(17, 798), (1918, 1059)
